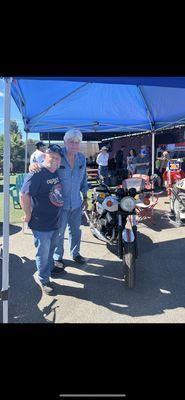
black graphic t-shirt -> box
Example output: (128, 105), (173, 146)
(21, 167), (64, 231)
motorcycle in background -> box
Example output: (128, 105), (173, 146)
(164, 160), (185, 225)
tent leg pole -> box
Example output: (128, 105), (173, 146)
(151, 130), (155, 176)
(2, 78), (11, 323)
(23, 130), (29, 234)
(25, 130), (28, 173)
(151, 130), (155, 202)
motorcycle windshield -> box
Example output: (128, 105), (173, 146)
(122, 178), (145, 193)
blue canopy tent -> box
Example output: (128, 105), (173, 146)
(2, 76), (185, 322)
(11, 77), (185, 134)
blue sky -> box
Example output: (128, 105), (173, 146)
(0, 78), (39, 142)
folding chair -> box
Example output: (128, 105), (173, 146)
(132, 174), (159, 223)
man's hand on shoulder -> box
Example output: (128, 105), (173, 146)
(29, 163), (41, 173)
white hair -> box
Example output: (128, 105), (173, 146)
(64, 128), (83, 143)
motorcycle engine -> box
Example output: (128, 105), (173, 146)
(92, 208), (116, 235)
(91, 187), (117, 236)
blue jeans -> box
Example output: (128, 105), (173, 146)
(98, 165), (109, 184)
(53, 207), (82, 261)
(32, 229), (60, 284)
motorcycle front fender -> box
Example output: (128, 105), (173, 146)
(122, 228), (135, 243)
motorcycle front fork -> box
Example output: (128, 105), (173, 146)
(118, 213), (138, 259)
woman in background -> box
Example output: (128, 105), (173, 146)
(127, 148), (137, 176)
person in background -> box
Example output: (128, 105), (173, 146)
(20, 147), (63, 295)
(30, 141), (46, 166)
(127, 148), (137, 176)
(96, 146), (109, 184)
(155, 155), (162, 187)
(135, 149), (150, 175)
(141, 145), (148, 156)
(108, 157), (116, 172)
(29, 129), (89, 269)
(159, 150), (170, 186)
(181, 158), (185, 173)
(159, 150), (170, 173)
(89, 156), (94, 167)
(114, 145), (125, 170)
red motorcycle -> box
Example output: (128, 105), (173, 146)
(162, 161), (185, 196)
(163, 161), (185, 225)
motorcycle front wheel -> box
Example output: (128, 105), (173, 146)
(173, 192), (185, 219)
(123, 242), (136, 289)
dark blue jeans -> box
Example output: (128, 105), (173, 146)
(98, 165), (109, 184)
(53, 207), (82, 260)
(32, 229), (60, 284)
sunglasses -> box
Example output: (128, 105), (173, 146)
(46, 144), (61, 154)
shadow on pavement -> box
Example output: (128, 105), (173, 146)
(1, 230), (185, 322)
(0, 183), (14, 193)
(51, 232), (185, 319)
(136, 208), (185, 232)
(0, 223), (22, 236)
(0, 254), (57, 323)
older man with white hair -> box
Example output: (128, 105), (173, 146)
(29, 128), (89, 270)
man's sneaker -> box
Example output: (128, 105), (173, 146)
(73, 254), (86, 264)
(54, 260), (65, 269)
(41, 281), (54, 295)
(51, 260), (65, 276)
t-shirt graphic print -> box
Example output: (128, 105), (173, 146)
(49, 183), (64, 207)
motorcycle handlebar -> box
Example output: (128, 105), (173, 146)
(98, 183), (159, 197)
(101, 185), (154, 195)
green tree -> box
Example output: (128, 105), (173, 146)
(0, 134), (3, 165)
(10, 132), (25, 162)
(10, 120), (22, 139)
(9, 121), (24, 163)
(0, 120), (25, 166)
(27, 138), (37, 144)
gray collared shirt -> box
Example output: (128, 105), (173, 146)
(57, 147), (88, 210)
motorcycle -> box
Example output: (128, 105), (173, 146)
(164, 160), (185, 225)
(84, 176), (152, 288)
(170, 178), (185, 225)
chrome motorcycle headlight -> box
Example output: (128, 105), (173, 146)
(120, 196), (136, 212)
(102, 196), (118, 212)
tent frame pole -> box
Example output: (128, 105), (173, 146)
(25, 130), (29, 173)
(1, 78), (11, 323)
(137, 86), (156, 176)
(151, 130), (155, 176)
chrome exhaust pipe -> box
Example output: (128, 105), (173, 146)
(83, 211), (115, 244)
(90, 225), (111, 243)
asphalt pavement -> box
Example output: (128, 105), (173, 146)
(1, 194), (185, 323)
